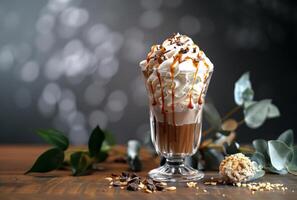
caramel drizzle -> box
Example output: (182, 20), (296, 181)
(170, 54), (182, 126)
(146, 45), (156, 63)
(197, 60), (210, 105)
(188, 59), (199, 109)
(157, 71), (166, 124)
(149, 82), (157, 106)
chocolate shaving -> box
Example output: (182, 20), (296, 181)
(113, 181), (121, 187)
(127, 182), (139, 191)
(179, 48), (189, 54)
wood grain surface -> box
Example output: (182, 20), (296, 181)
(0, 145), (296, 200)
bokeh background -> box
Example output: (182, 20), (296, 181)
(0, 0), (296, 145)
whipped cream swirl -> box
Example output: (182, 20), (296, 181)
(140, 33), (214, 124)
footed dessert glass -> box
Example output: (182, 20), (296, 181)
(140, 33), (214, 182)
(148, 73), (212, 182)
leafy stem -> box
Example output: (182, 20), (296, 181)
(25, 125), (115, 176)
(203, 106), (243, 137)
(221, 105), (242, 121)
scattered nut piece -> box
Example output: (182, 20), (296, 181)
(186, 182), (197, 188)
(144, 189), (152, 193)
(160, 182), (167, 186)
(104, 177), (113, 181)
(203, 189), (208, 193)
(166, 186), (177, 191)
(210, 182), (217, 186)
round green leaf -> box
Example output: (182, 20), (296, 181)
(25, 148), (64, 174)
(251, 152), (266, 168)
(37, 129), (69, 151)
(267, 103), (280, 118)
(253, 139), (268, 159)
(234, 72), (254, 105)
(265, 165), (288, 175)
(268, 140), (292, 170)
(287, 146), (297, 175)
(277, 129), (294, 147)
(244, 100), (256, 109)
(244, 99), (271, 128)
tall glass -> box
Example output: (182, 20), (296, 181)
(147, 72), (212, 182)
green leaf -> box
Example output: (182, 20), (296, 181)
(203, 102), (222, 130)
(265, 165), (288, 174)
(244, 100), (256, 109)
(88, 126), (105, 158)
(37, 129), (69, 151)
(70, 151), (93, 176)
(251, 152), (266, 168)
(234, 72), (254, 105)
(96, 151), (108, 162)
(287, 146), (297, 175)
(101, 130), (116, 152)
(253, 139), (269, 159)
(277, 129), (294, 147)
(267, 103), (280, 118)
(104, 130), (116, 146)
(25, 148), (64, 174)
(244, 99), (271, 128)
(268, 140), (292, 170)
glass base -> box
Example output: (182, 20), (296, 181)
(148, 158), (204, 182)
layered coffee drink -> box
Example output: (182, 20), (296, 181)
(140, 33), (213, 181)
(140, 33), (213, 157)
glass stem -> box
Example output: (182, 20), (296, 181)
(166, 157), (185, 167)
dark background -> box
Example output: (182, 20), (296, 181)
(0, 0), (296, 145)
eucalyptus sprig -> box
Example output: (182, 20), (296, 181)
(25, 125), (115, 176)
(252, 129), (297, 175)
(192, 72), (283, 170)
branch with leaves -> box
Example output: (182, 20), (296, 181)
(25, 126), (115, 176)
(186, 72), (295, 174)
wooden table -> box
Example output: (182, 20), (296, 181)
(0, 145), (296, 200)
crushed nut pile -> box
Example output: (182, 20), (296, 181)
(104, 172), (176, 193)
(234, 182), (288, 194)
(202, 177), (289, 194)
(219, 153), (257, 183)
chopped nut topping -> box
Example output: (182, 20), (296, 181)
(186, 182), (197, 188)
(104, 177), (113, 181)
(166, 186), (177, 191)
